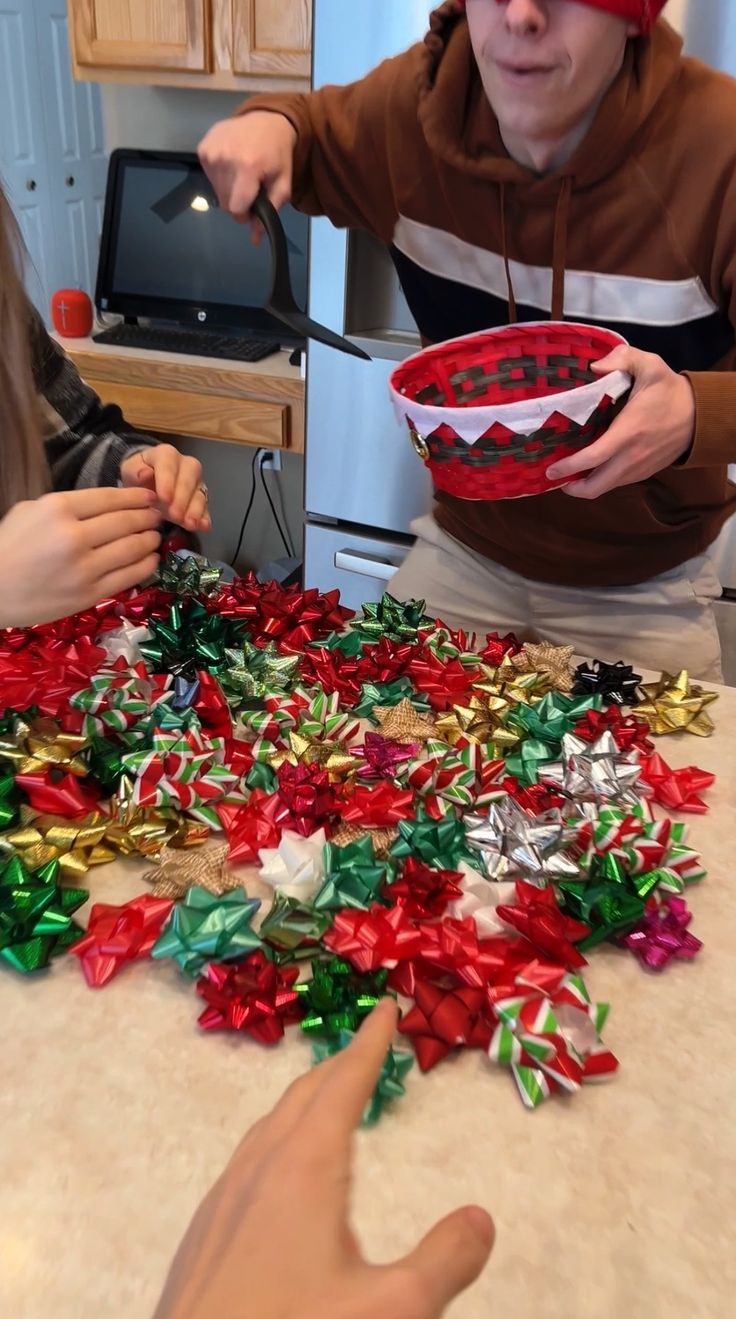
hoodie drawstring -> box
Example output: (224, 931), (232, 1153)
(499, 182), (517, 323)
(551, 175), (572, 322)
(499, 174), (573, 324)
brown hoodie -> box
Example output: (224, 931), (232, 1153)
(242, 4), (736, 588)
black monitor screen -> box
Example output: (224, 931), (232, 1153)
(101, 156), (308, 323)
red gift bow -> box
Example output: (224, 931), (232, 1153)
(339, 782), (415, 827)
(298, 648), (363, 704)
(354, 637), (419, 685)
(71, 894), (174, 987)
(114, 583), (174, 625)
(573, 705), (654, 754)
(0, 637), (107, 717)
(390, 920), (537, 996)
(419, 919), (513, 990)
(194, 671), (233, 738)
(324, 903), (423, 972)
(196, 950), (302, 1043)
(386, 857), (464, 920)
(407, 652), (483, 712)
(218, 790), (290, 863)
(484, 951), (571, 1009)
(498, 774), (566, 814)
(15, 768), (101, 818)
(0, 597), (123, 651)
(496, 881), (590, 970)
(216, 735), (256, 781)
(299, 643), (420, 703)
(639, 753), (715, 813)
(211, 575), (352, 650)
(479, 631), (523, 665)
(277, 762), (339, 834)
(399, 981), (492, 1071)
(389, 921), (568, 1002)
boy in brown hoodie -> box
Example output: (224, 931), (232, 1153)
(200, 0), (736, 679)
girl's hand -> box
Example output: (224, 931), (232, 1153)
(120, 445), (211, 532)
(0, 487), (162, 628)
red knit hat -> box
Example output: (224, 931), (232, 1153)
(459, 1), (667, 35)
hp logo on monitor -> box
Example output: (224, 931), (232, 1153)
(197, 310), (207, 322)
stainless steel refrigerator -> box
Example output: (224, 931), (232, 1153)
(303, 0), (432, 611)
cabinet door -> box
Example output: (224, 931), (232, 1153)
(70, 0), (210, 72)
(232, 0), (311, 79)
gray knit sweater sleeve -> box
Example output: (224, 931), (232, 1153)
(33, 319), (153, 490)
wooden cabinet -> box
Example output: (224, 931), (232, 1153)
(71, 0), (209, 72)
(232, 0), (311, 80)
(68, 0), (312, 91)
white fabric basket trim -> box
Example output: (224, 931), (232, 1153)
(389, 321), (632, 447)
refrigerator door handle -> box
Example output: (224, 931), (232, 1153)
(334, 549), (402, 581)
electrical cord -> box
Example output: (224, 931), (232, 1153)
(259, 455), (293, 558)
(229, 449), (260, 567)
(230, 449), (295, 568)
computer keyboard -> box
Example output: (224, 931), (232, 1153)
(92, 322), (281, 363)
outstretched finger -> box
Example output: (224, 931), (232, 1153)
(230, 1002), (398, 1176)
(308, 998), (400, 1138)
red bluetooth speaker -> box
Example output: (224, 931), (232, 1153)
(51, 288), (93, 338)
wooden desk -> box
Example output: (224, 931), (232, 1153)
(55, 334), (305, 454)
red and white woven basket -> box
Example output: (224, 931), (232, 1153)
(389, 322), (632, 501)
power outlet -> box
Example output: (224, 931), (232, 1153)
(260, 449), (282, 472)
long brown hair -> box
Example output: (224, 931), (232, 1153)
(0, 184), (48, 512)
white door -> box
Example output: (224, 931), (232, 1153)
(0, 1), (55, 310)
(34, 0), (107, 299)
(0, 0), (105, 319)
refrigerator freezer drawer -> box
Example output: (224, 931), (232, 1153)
(304, 521), (412, 612)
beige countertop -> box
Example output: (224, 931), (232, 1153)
(2, 688), (736, 1319)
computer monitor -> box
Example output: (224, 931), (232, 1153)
(95, 148), (309, 341)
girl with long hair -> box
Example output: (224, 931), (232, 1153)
(0, 185), (209, 627)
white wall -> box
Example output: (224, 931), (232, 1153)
(102, 84), (304, 575)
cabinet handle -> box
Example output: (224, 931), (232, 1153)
(65, 175), (75, 187)
(334, 549), (401, 581)
(26, 179), (37, 191)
